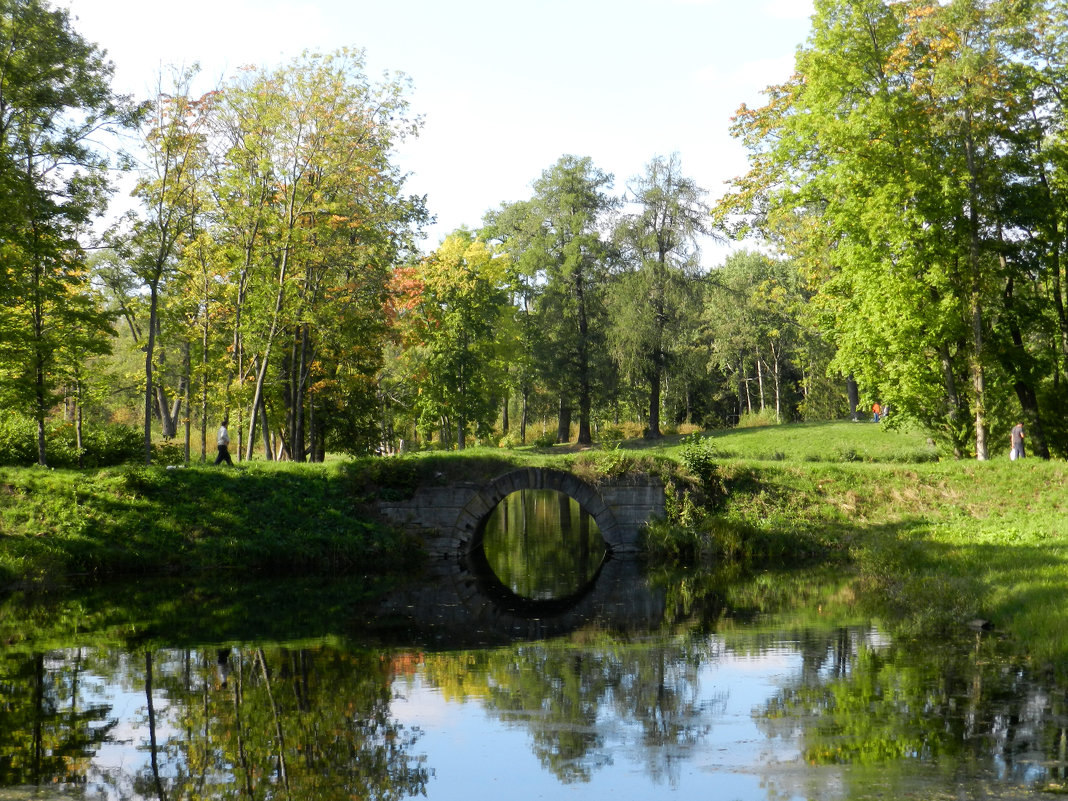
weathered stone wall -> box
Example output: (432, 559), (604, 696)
(377, 483), (484, 558)
(375, 468), (665, 558)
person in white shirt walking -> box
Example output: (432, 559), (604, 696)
(215, 418), (234, 466)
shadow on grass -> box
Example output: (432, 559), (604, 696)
(804, 517), (1068, 671)
(4, 465), (424, 588)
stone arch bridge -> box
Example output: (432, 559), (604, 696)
(376, 467), (666, 558)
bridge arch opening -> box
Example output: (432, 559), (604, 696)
(452, 468), (625, 556)
(478, 488), (607, 600)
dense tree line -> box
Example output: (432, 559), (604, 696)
(0, 1), (426, 465)
(394, 154), (844, 452)
(5, 0), (1063, 464)
(719, 0), (1068, 459)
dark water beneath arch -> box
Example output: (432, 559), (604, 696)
(479, 489), (606, 599)
(2, 509), (1067, 800)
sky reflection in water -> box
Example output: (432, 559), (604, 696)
(0, 552), (1064, 800)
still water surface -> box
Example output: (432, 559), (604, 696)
(1, 491), (1066, 800)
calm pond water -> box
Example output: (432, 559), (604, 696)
(2, 491), (1067, 800)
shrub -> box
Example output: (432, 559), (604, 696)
(0, 416), (142, 467)
(49, 421), (142, 467)
(152, 440), (187, 466)
(599, 424), (624, 442)
(678, 434), (718, 485)
(497, 431), (517, 449)
(0, 416), (38, 465)
(530, 431), (557, 448)
(736, 409), (781, 429)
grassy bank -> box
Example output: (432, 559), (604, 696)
(3, 421), (1067, 669)
(0, 460), (427, 590)
(629, 422), (1068, 668)
(0, 448), (585, 591)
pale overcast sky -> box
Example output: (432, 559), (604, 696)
(61, 0), (813, 261)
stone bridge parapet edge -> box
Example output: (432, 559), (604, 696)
(375, 470), (666, 559)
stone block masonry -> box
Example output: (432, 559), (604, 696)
(376, 468), (665, 559)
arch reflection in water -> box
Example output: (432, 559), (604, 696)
(479, 489), (607, 600)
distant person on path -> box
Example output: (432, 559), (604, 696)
(215, 418), (233, 466)
(871, 402), (881, 422)
(1010, 422), (1026, 461)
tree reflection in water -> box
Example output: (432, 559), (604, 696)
(0, 646), (430, 800)
(756, 629), (1068, 793)
(480, 489), (606, 599)
(2, 568), (1068, 799)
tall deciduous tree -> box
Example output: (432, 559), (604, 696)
(131, 67), (212, 464)
(718, 0), (1068, 457)
(487, 156), (616, 445)
(394, 230), (507, 448)
(209, 49), (422, 461)
(610, 153), (709, 438)
(0, 0), (132, 465)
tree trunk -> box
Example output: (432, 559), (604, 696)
(75, 382), (83, 468)
(646, 367), (662, 439)
(183, 342), (191, 465)
(521, 388), (528, 444)
(200, 271), (210, 462)
(738, 352), (749, 420)
(154, 379), (185, 439)
(938, 343), (969, 459)
(847, 374), (859, 421)
(557, 394), (571, 443)
(259, 399), (272, 460)
(308, 394), (320, 462)
(970, 305), (988, 459)
(575, 271), (593, 447)
(144, 283), (159, 464)
(557, 398), (571, 443)
(1035, 153), (1068, 384)
(743, 361), (752, 416)
(964, 123), (988, 461)
(756, 348), (766, 412)
(1002, 275), (1050, 459)
(771, 341), (782, 422)
(294, 325), (310, 461)
(246, 247), (290, 461)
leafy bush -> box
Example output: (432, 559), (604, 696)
(0, 417), (38, 465)
(497, 430), (527, 449)
(530, 431), (557, 448)
(586, 445), (632, 479)
(599, 424), (624, 441)
(50, 421), (143, 467)
(678, 434), (718, 484)
(736, 409), (781, 429)
(152, 440), (187, 466)
(0, 417), (141, 467)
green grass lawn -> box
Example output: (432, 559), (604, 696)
(601, 420), (1068, 670)
(2, 419), (1067, 670)
(607, 419), (937, 463)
